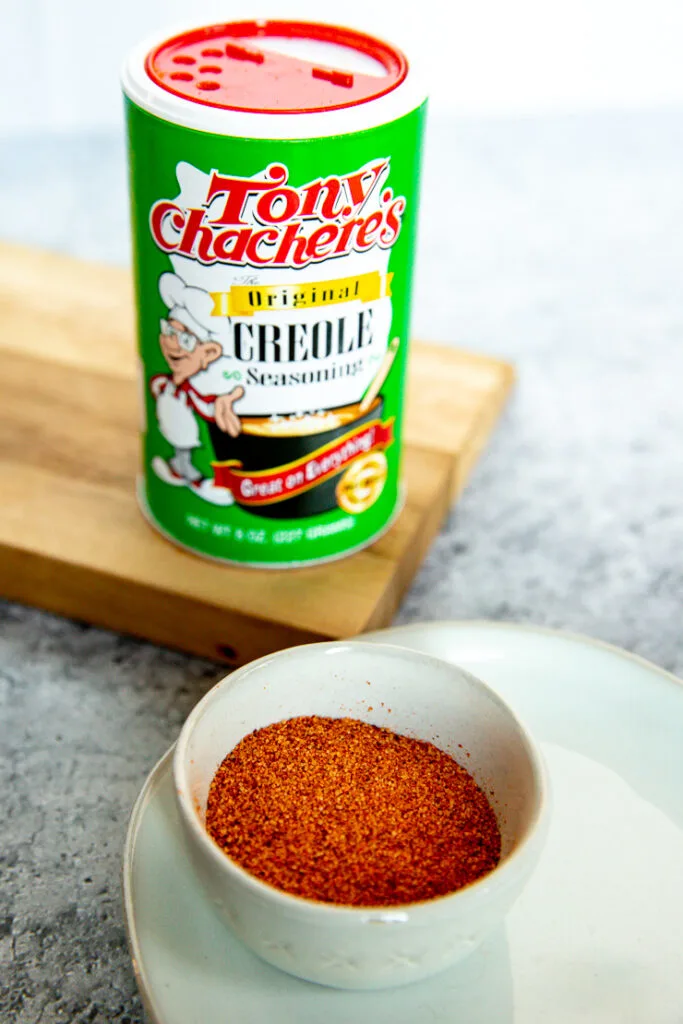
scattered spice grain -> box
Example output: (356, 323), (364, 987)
(205, 715), (501, 907)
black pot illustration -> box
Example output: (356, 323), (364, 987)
(208, 398), (384, 519)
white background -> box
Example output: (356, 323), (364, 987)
(3, 0), (683, 133)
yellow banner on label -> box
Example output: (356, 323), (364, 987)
(210, 271), (393, 318)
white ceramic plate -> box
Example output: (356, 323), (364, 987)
(124, 622), (683, 1024)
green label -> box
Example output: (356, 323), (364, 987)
(125, 99), (426, 565)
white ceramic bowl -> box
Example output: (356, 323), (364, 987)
(173, 641), (548, 990)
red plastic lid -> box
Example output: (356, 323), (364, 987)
(145, 20), (408, 115)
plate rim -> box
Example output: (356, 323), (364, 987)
(122, 619), (683, 1023)
(123, 744), (175, 1024)
(363, 619), (683, 690)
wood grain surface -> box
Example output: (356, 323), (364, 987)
(0, 243), (514, 664)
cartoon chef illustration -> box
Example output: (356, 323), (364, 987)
(150, 272), (244, 505)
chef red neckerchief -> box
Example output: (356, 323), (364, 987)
(150, 373), (217, 422)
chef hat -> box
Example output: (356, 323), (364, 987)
(159, 272), (218, 343)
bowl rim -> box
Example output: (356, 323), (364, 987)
(172, 639), (549, 918)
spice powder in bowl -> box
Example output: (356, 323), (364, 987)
(205, 715), (501, 907)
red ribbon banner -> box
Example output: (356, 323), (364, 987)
(212, 417), (394, 505)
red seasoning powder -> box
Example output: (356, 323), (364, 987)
(205, 716), (501, 906)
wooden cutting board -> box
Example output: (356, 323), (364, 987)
(0, 242), (513, 665)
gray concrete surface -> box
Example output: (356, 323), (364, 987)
(2, 110), (682, 1022)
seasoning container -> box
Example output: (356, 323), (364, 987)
(173, 641), (549, 989)
(122, 20), (427, 566)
